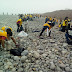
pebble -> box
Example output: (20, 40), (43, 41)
(18, 68), (23, 72)
(59, 63), (66, 68)
(50, 62), (56, 69)
(65, 67), (70, 72)
(70, 69), (72, 72)
(39, 70), (43, 72)
(12, 68), (16, 72)
(14, 56), (20, 62)
(0, 70), (3, 72)
(0, 62), (3, 66)
(21, 50), (28, 56)
(21, 56), (27, 62)
(33, 51), (40, 58)
(63, 43), (68, 47)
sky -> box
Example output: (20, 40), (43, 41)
(0, 0), (72, 15)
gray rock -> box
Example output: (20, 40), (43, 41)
(39, 70), (43, 72)
(49, 39), (55, 43)
(70, 69), (72, 72)
(0, 62), (3, 66)
(21, 50), (28, 56)
(59, 63), (66, 68)
(65, 67), (70, 72)
(33, 51), (40, 58)
(14, 56), (20, 62)
(12, 68), (16, 72)
(0, 70), (3, 72)
(70, 64), (72, 68)
(56, 66), (61, 71)
(21, 56), (27, 62)
(50, 62), (56, 69)
(18, 68), (23, 72)
(63, 43), (68, 47)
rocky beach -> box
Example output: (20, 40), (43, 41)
(0, 15), (72, 72)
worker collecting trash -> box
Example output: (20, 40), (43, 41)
(0, 26), (17, 50)
(39, 20), (55, 38)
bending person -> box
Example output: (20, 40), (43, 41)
(39, 21), (54, 38)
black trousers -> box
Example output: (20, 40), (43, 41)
(39, 26), (49, 36)
(17, 24), (23, 32)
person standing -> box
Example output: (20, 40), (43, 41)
(16, 18), (24, 32)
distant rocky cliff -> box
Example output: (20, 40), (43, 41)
(42, 10), (72, 19)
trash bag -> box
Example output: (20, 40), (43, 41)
(18, 31), (28, 37)
(10, 48), (24, 56)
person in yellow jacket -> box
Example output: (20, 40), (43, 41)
(39, 20), (54, 38)
(29, 14), (33, 21)
(49, 17), (52, 21)
(59, 18), (62, 28)
(61, 20), (68, 32)
(16, 18), (24, 32)
(0, 28), (17, 49)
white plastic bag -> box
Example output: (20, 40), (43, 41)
(18, 31), (28, 37)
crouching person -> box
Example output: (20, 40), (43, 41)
(39, 20), (54, 38)
(0, 28), (17, 50)
(65, 23), (72, 45)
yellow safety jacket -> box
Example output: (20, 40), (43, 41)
(30, 15), (32, 18)
(50, 17), (52, 21)
(1, 26), (12, 32)
(59, 24), (61, 28)
(43, 23), (51, 30)
(0, 30), (7, 40)
(17, 19), (22, 26)
(62, 20), (68, 26)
